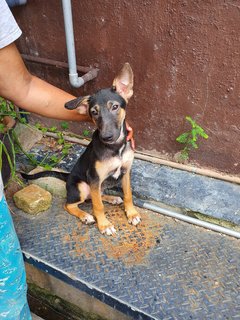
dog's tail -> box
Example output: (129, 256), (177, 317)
(20, 170), (69, 182)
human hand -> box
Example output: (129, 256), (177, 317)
(126, 122), (135, 150)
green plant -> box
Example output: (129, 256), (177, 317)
(60, 121), (69, 130)
(0, 97), (72, 184)
(82, 129), (90, 137)
(0, 98), (28, 185)
(28, 122), (73, 170)
(176, 116), (208, 161)
(0, 131), (18, 183)
(0, 97), (28, 125)
(0, 97), (89, 182)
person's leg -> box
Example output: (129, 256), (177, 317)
(0, 196), (31, 320)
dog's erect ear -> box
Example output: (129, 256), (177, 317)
(112, 63), (134, 102)
(64, 96), (90, 114)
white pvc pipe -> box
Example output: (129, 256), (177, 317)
(135, 199), (240, 239)
(61, 0), (85, 88)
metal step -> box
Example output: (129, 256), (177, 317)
(10, 198), (240, 320)
(17, 143), (240, 229)
(11, 142), (240, 319)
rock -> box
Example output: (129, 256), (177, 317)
(13, 184), (52, 214)
(27, 166), (67, 197)
(14, 122), (43, 152)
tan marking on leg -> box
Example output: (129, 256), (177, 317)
(64, 202), (95, 224)
(102, 194), (123, 205)
(122, 171), (141, 226)
(91, 185), (116, 235)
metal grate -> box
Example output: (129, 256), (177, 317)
(10, 197), (240, 320)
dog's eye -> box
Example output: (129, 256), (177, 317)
(112, 104), (119, 111)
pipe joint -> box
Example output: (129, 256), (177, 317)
(69, 73), (85, 88)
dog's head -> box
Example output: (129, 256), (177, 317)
(65, 63), (133, 144)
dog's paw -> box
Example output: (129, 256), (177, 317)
(81, 213), (95, 225)
(98, 218), (117, 236)
(129, 215), (141, 226)
(64, 204), (95, 225)
(101, 225), (117, 236)
(110, 196), (123, 205)
(102, 195), (123, 205)
(126, 210), (141, 226)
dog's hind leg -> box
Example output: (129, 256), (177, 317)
(65, 182), (95, 225)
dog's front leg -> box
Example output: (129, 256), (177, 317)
(90, 183), (116, 235)
(122, 170), (141, 226)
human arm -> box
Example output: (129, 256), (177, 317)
(0, 43), (91, 122)
(126, 122), (135, 150)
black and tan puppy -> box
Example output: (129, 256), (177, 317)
(22, 63), (141, 235)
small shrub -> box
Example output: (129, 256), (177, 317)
(176, 116), (208, 162)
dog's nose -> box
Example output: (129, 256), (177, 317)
(101, 134), (114, 142)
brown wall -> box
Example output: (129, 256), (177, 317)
(13, 0), (240, 175)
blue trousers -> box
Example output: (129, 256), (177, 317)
(0, 196), (31, 320)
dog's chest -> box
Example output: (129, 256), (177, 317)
(95, 147), (134, 182)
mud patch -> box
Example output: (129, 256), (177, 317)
(63, 203), (162, 266)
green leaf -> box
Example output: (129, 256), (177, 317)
(57, 132), (62, 138)
(0, 123), (5, 133)
(63, 143), (71, 149)
(176, 132), (189, 144)
(186, 116), (196, 128)
(0, 98), (7, 109)
(83, 129), (90, 137)
(199, 129), (208, 139)
(62, 145), (71, 155)
(49, 126), (57, 132)
(62, 148), (69, 155)
(191, 128), (198, 141)
(35, 123), (42, 129)
(190, 140), (198, 149)
(202, 132), (208, 139)
(60, 121), (69, 130)
(42, 164), (53, 170)
(0, 142), (2, 170)
(50, 155), (59, 163)
(19, 117), (27, 124)
(57, 138), (65, 145)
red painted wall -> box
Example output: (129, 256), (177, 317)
(13, 0), (240, 175)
